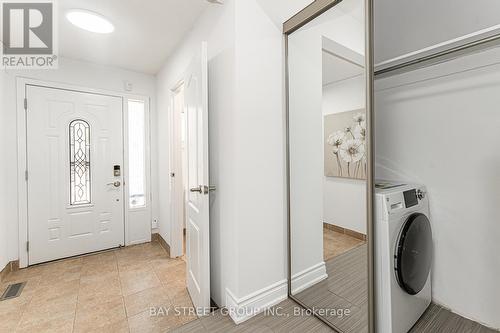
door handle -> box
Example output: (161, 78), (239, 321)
(202, 185), (216, 194)
(107, 181), (121, 187)
(190, 185), (202, 193)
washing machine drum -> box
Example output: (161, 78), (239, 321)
(395, 213), (433, 295)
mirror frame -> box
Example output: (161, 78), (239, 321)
(283, 0), (374, 332)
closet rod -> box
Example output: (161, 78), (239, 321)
(374, 32), (500, 78)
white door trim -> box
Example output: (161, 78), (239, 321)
(168, 80), (185, 258)
(16, 77), (152, 268)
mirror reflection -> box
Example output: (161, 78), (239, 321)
(288, 0), (368, 331)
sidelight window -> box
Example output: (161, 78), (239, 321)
(128, 100), (146, 208)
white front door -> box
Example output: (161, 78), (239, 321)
(26, 85), (124, 265)
(185, 42), (211, 313)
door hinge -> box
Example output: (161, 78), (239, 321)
(26, 241), (29, 252)
(24, 98), (27, 110)
(25, 170), (28, 181)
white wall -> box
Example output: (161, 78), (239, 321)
(323, 76), (365, 114)
(1, 58), (157, 263)
(374, 0), (500, 64)
(375, 47), (500, 329)
(322, 75), (366, 234)
(255, 0), (313, 29)
(233, 0), (285, 299)
(156, 0), (286, 315)
(0, 70), (8, 271)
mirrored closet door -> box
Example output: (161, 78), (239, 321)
(285, 0), (372, 332)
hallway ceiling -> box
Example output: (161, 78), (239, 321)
(255, 0), (314, 28)
(256, 0), (363, 30)
(322, 51), (364, 86)
(58, 0), (209, 74)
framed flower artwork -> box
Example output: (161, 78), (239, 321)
(324, 109), (366, 180)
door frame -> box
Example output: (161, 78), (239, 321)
(283, 0), (374, 332)
(16, 77), (152, 268)
(168, 79), (186, 258)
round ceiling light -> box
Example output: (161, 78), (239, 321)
(66, 9), (114, 34)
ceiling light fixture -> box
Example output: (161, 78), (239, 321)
(66, 9), (114, 34)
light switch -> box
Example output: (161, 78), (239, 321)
(124, 81), (133, 92)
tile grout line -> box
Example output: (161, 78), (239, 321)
(71, 264), (82, 333)
(152, 244), (177, 305)
(132, 244), (184, 330)
(150, 245), (184, 328)
(114, 250), (131, 333)
(14, 275), (41, 331)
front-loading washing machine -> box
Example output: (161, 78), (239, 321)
(375, 181), (433, 333)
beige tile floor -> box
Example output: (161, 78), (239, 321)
(0, 241), (196, 333)
(323, 227), (365, 261)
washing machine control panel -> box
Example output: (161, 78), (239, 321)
(380, 185), (427, 214)
(403, 189), (418, 208)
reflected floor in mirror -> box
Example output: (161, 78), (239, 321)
(323, 226), (365, 261)
(296, 244), (368, 333)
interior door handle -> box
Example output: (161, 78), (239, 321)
(107, 181), (121, 187)
(202, 185), (216, 194)
(190, 185), (202, 193)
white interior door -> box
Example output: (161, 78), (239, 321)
(26, 85), (124, 265)
(185, 42), (210, 313)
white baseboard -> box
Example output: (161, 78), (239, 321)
(225, 279), (288, 324)
(291, 262), (327, 294)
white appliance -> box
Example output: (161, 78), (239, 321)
(375, 181), (433, 333)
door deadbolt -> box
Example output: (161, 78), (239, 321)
(114, 165), (121, 177)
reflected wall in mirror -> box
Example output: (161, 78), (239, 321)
(287, 0), (368, 332)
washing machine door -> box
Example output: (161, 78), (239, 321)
(395, 213), (433, 295)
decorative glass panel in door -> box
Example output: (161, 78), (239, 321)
(69, 119), (91, 205)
